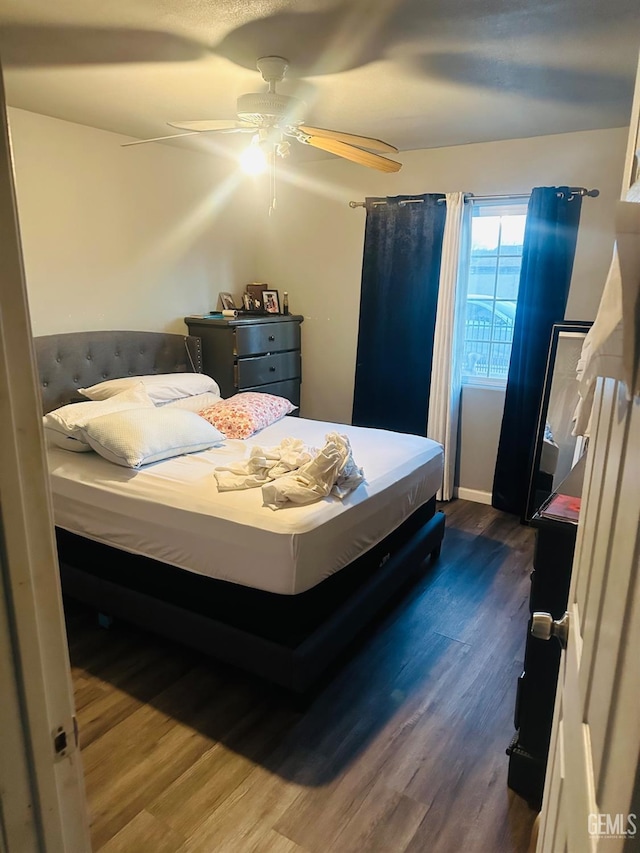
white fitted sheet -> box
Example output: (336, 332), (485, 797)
(48, 417), (443, 595)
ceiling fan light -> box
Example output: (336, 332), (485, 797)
(240, 137), (268, 175)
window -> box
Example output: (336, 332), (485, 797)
(461, 199), (528, 383)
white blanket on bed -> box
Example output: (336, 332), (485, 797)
(214, 433), (364, 509)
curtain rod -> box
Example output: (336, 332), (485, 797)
(348, 187), (600, 208)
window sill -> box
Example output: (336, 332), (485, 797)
(462, 377), (507, 391)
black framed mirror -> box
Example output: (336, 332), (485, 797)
(524, 321), (593, 521)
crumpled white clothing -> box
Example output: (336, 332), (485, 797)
(573, 198), (640, 435)
(214, 437), (314, 491)
(214, 433), (365, 510)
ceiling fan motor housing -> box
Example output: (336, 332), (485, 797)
(236, 92), (305, 124)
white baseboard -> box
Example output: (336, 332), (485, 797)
(454, 487), (492, 505)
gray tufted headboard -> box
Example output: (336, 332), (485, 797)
(34, 330), (203, 413)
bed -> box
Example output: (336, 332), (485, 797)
(36, 330), (445, 692)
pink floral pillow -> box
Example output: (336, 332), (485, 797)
(198, 392), (296, 439)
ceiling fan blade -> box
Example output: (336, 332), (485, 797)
(298, 125), (398, 153)
(122, 122), (261, 147)
(304, 137), (402, 172)
(168, 120), (256, 132)
(121, 131), (203, 147)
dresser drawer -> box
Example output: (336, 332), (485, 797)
(236, 351), (300, 389)
(241, 378), (300, 408)
(234, 322), (300, 356)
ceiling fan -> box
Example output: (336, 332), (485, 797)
(122, 55), (402, 173)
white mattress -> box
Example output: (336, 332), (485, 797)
(47, 417), (443, 595)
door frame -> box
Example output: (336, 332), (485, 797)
(0, 63), (91, 852)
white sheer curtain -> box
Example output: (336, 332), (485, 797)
(427, 192), (470, 500)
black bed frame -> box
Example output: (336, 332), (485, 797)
(35, 330), (445, 693)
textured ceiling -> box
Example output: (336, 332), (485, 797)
(1, 0), (639, 161)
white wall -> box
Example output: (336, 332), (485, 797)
(257, 127), (627, 494)
(8, 108), (260, 336)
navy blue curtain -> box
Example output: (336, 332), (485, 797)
(352, 194), (446, 435)
(492, 186), (583, 516)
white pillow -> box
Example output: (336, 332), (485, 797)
(43, 384), (155, 452)
(81, 408), (226, 468)
(79, 373), (220, 404)
(159, 391), (221, 412)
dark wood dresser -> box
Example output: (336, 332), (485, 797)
(185, 314), (303, 407)
(507, 455), (585, 807)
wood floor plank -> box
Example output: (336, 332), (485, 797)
(87, 720), (215, 849)
(81, 664), (222, 781)
(77, 649), (195, 748)
(404, 743), (535, 853)
(324, 777), (429, 853)
(148, 702), (298, 838)
(96, 809), (186, 853)
(254, 830), (310, 852)
(84, 666), (233, 848)
(67, 500), (537, 853)
(175, 761), (304, 853)
(273, 634), (472, 848)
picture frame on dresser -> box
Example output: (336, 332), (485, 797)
(246, 283), (269, 310)
(218, 291), (236, 311)
(262, 290), (280, 314)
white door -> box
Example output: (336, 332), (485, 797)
(0, 67), (91, 851)
(536, 376), (639, 852)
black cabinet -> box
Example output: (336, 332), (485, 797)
(185, 315), (303, 408)
(507, 456), (585, 807)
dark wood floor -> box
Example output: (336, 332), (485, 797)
(66, 500), (537, 853)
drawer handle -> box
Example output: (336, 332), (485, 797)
(269, 366), (276, 372)
(268, 335), (275, 341)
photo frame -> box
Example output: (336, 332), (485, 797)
(262, 290), (280, 314)
(218, 292), (236, 311)
(246, 283), (268, 310)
